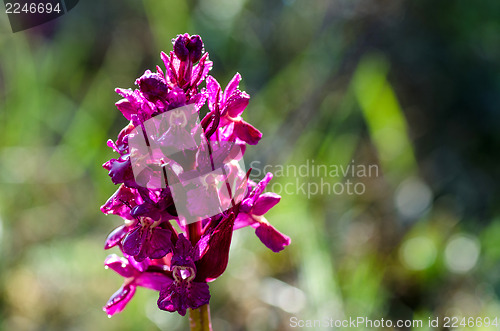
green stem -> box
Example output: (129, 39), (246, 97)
(189, 304), (212, 331)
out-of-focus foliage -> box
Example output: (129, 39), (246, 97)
(0, 0), (499, 330)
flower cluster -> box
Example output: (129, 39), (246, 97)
(101, 34), (291, 316)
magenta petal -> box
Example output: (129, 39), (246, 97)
(252, 193), (281, 216)
(158, 282), (188, 316)
(193, 233), (210, 261)
(126, 255), (149, 273)
(254, 172), (273, 196)
(107, 156), (137, 187)
(255, 223), (291, 253)
(223, 73), (241, 102)
(206, 75), (221, 107)
(195, 214), (235, 282)
(136, 272), (172, 291)
(234, 212), (256, 230)
(147, 227), (173, 260)
(100, 185), (137, 220)
(122, 226), (146, 257)
(191, 54), (212, 87)
(104, 254), (135, 278)
(233, 120), (262, 145)
(104, 225), (130, 249)
(225, 92), (249, 118)
(103, 284), (136, 316)
(157, 280), (210, 316)
(115, 99), (136, 121)
(115, 88), (143, 110)
(171, 234), (196, 269)
(187, 282), (211, 310)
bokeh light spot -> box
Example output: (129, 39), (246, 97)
(400, 236), (437, 271)
(445, 235), (480, 273)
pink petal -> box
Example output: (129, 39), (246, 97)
(223, 73), (241, 103)
(195, 213), (235, 282)
(104, 224), (130, 250)
(225, 91), (250, 118)
(135, 272), (172, 291)
(252, 193), (281, 216)
(255, 222), (291, 253)
(233, 212), (256, 230)
(205, 75), (221, 107)
(115, 99), (136, 121)
(104, 254), (135, 278)
(146, 227), (174, 260)
(103, 284), (136, 316)
(233, 120), (262, 145)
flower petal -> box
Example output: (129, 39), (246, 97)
(100, 184), (138, 220)
(135, 272), (172, 291)
(104, 224), (131, 250)
(205, 75), (221, 108)
(195, 213), (235, 282)
(103, 284), (136, 316)
(225, 91), (249, 118)
(122, 225), (146, 257)
(233, 212), (256, 230)
(115, 99), (136, 121)
(147, 227), (174, 260)
(104, 254), (136, 278)
(171, 234), (196, 269)
(187, 282), (210, 310)
(104, 155), (137, 187)
(255, 222), (291, 253)
(233, 120), (262, 145)
(252, 193), (281, 216)
(157, 280), (210, 316)
(158, 281), (188, 316)
(223, 73), (241, 103)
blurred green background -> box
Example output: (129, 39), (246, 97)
(1, 0), (500, 330)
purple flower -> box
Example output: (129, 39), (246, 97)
(103, 254), (172, 316)
(235, 173), (291, 252)
(101, 33), (290, 319)
(158, 234), (210, 316)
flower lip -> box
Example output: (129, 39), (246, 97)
(173, 266), (196, 282)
